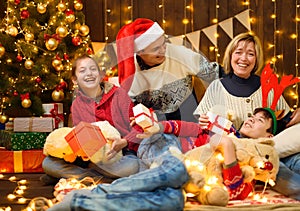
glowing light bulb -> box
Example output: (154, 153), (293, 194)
(7, 194), (16, 200)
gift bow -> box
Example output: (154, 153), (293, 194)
(20, 92), (30, 100)
(135, 108), (158, 130)
(44, 33), (61, 42)
(207, 115), (231, 134)
(44, 104), (64, 128)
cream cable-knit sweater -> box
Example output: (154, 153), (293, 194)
(194, 79), (290, 129)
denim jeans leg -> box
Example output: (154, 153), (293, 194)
(281, 152), (300, 175)
(271, 161), (300, 200)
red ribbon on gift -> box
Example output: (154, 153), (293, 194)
(44, 104), (64, 128)
(207, 115), (231, 134)
(44, 33), (61, 42)
(135, 108), (158, 130)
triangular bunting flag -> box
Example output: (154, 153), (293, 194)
(168, 35), (184, 46)
(111, 42), (117, 55)
(202, 24), (218, 46)
(186, 30), (201, 51)
(235, 9), (251, 31)
(218, 18), (233, 39)
(92, 42), (106, 54)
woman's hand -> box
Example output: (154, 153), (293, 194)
(198, 114), (210, 129)
(287, 108), (300, 127)
(106, 138), (128, 160)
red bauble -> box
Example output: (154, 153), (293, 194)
(263, 161), (273, 171)
(13, 91), (18, 96)
(63, 53), (69, 61)
(72, 36), (82, 46)
(86, 48), (93, 55)
(21, 10), (30, 19)
(59, 80), (68, 89)
(35, 76), (42, 84)
(14, 0), (20, 5)
(16, 54), (23, 62)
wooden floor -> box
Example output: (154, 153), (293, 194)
(0, 173), (54, 211)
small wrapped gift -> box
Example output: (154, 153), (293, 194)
(206, 111), (233, 135)
(42, 103), (64, 129)
(0, 149), (45, 173)
(0, 130), (47, 150)
(14, 117), (54, 132)
(65, 122), (107, 158)
(132, 104), (160, 133)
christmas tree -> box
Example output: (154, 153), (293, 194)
(0, 0), (93, 123)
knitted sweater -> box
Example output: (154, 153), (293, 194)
(128, 43), (219, 122)
(194, 79), (290, 129)
(71, 81), (143, 153)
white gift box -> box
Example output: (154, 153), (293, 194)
(13, 117), (54, 132)
(132, 104), (160, 133)
(42, 103), (64, 128)
(206, 111), (233, 135)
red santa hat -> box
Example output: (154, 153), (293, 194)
(116, 18), (164, 89)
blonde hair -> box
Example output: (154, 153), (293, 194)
(222, 32), (264, 75)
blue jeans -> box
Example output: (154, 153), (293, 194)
(48, 134), (189, 211)
(271, 152), (300, 200)
(42, 154), (140, 179)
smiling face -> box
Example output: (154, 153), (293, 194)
(230, 40), (256, 79)
(239, 111), (273, 139)
(137, 35), (166, 66)
(72, 56), (105, 97)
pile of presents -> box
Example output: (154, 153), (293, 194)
(0, 103), (64, 173)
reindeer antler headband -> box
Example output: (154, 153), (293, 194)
(261, 63), (300, 134)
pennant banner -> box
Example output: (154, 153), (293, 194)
(202, 24), (218, 46)
(219, 18), (234, 39)
(92, 42), (106, 53)
(235, 9), (251, 31)
(186, 30), (201, 51)
(168, 35), (184, 46)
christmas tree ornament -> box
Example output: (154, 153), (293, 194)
(45, 38), (59, 51)
(0, 114), (9, 124)
(59, 79), (68, 89)
(52, 59), (62, 68)
(66, 14), (75, 23)
(52, 89), (65, 102)
(57, 2), (67, 12)
(37, 3), (47, 14)
(79, 24), (90, 36)
(13, 91), (19, 96)
(21, 98), (32, 108)
(24, 59), (34, 70)
(7, 25), (18, 37)
(14, 0), (20, 5)
(20, 9), (30, 19)
(32, 46), (39, 54)
(56, 26), (69, 38)
(6, 58), (12, 65)
(86, 47), (93, 55)
(0, 45), (5, 57)
(55, 64), (64, 72)
(74, 1), (83, 11)
(72, 36), (82, 46)
(16, 54), (23, 62)
(25, 33), (34, 42)
(35, 76), (42, 83)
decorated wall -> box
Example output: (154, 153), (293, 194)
(82, 0), (300, 108)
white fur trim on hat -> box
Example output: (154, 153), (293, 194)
(134, 22), (164, 52)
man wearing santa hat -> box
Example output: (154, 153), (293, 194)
(116, 18), (220, 122)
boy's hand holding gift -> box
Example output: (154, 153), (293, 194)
(132, 104), (161, 138)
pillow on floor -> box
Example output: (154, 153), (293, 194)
(273, 123), (300, 158)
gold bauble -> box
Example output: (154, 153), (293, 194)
(24, 59), (34, 69)
(66, 14), (75, 23)
(32, 46), (39, 54)
(55, 64), (64, 72)
(57, 2), (67, 12)
(7, 25), (18, 37)
(6, 58), (12, 64)
(74, 2), (83, 10)
(0, 46), (5, 57)
(52, 90), (64, 102)
(21, 98), (32, 108)
(79, 25), (90, 37)
(52, 59), (62, 68)
(25, 33), (34, 42)
(45, 38), (58, 51)
(37, 3), (47, 14)
(0, 114), (9, 124)
(56, 26), (68, 38)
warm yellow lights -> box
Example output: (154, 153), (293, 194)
(291, 34), (297, 39)
(212, 18), (218, 24)
(158, 4), (163, 8)
(216, 153), (224, 161)
(271, 14), (276, 19)
(203, 185), (211, 192)
(17, 197), (27, 204)
(7, 194), (16, 200)
(207, 176), (218, 185)
(182, 18), (189, 25)
(268, 44), (275, 48)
